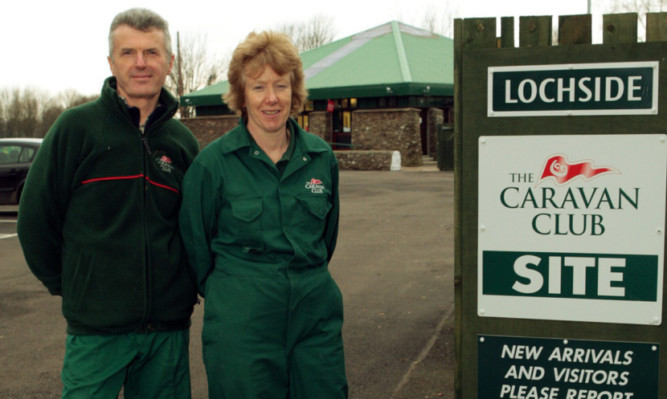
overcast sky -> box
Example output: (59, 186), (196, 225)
(2, 0), (597, 96)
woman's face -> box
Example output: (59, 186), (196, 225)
(243, 65), (292, 137)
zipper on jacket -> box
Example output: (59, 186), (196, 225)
(140, 124), (152, 155)
(142, 137), (152, 155)
(140, 128), (152, 327)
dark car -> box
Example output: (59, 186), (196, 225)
(0, 138), (43, 205)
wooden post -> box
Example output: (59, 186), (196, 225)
(499, 17), (514, 48)
(519, 16), (551, 47)
(559, 14), (592, 44)
(647, 12), (667, 42)
(603, 13), (638, 44)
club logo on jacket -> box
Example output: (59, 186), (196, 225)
(155, 152), (175, 173)
(305, 178), (324, 194)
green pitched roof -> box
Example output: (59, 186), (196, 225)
(181, 21), (454, 107)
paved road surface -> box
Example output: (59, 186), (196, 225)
(0, 169), (454, 398)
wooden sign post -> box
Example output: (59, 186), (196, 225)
(454, 13), (667, 399)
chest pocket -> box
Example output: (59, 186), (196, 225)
(230, 198), (264, 252)
(294, 195), (332, 237)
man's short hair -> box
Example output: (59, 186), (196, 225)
(108, 8), (172, 59)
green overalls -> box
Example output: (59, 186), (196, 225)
(179, 118), (348, 399)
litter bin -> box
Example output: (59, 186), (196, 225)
(437, 124), (454, 171)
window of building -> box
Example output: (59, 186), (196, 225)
(297, 114), (310, 131)
(343, 111), (351, 132)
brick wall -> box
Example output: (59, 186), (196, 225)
(183, 114), (331, 149)
(351, 108), (422, 166)
(427, 108), (444, 158)
(309, 111), (332, 142)
(181, 116), (238, 148)
(334, 150), (398, 170)
(182, 108), (429, 169)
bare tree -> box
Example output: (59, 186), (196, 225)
(0, 87), (97, 138)
(1, 88), (35, 137)
(605, 0), (665, 15)
(419, 3), (458, 37)
(36, 90), (97, 137)
(166, 32), (228, 118)
(2, 88), (41, 138)
(57, 89), (97, 109)
(0, 91), (6, 137)
(39, 99), (64, 138)
(277, 14), (337, 52)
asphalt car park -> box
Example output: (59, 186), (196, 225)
(0, 169), (454, 399)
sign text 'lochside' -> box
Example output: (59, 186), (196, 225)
(488, 62), (659, 117)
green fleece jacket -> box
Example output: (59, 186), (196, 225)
(17, 77), (199, 335)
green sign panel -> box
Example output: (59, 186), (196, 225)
(482, 251), (659, 301)
(478, 335), (659, 399)
(488, 62), (659, 117)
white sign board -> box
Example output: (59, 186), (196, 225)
(478, 134), (666, 325)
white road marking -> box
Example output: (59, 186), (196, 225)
(390, 306), (454, 398)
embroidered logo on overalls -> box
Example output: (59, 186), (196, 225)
(305, 178), (324, 194)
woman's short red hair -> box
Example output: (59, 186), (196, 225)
(223, 31), (308, 117)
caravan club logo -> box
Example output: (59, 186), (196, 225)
(155, 153), (175, 173)
(305, 178), (325, 194)
(498, 153), (635, 237)
(538, 155), (619, 185)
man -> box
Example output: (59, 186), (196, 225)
(17, 8), (199, 398)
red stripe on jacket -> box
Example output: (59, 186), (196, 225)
(81, 174), (179, 193)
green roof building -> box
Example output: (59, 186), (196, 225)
(181, 21), (454, 167)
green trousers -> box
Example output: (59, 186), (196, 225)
(202, 267), (348, 399)
(61, 330), (191, 399)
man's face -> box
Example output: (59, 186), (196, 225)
(107, 25), (173, 106)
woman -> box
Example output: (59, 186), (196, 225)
(179, 31), (348, 399)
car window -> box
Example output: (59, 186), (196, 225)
(0, 145), (22, 164)
(18, 147), (36, 163)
